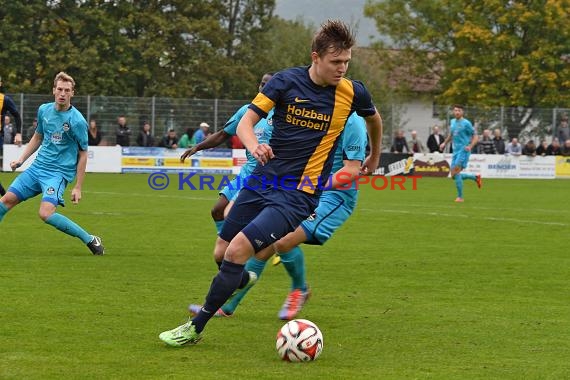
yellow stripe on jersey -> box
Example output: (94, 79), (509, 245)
(0, 94), (5, 116)
(297, 79), (354, 194)
(251, 92), (276, 115)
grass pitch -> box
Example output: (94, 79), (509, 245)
(1, 173), (569, 379)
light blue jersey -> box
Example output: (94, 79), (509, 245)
(329, 113), (367, 204)
(299, 113), (367, 245)
(223, 104), (274, 177)
(33, 102), (88, 181)
(450, 117), (474, 153)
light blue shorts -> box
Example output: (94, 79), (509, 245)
(451, 150), (471, 170)
(300, 191), (357, 245)
(220, 175), (245, 202)
(8, 166), (68, 206)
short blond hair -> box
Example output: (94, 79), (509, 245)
(53, 71), (75, 89)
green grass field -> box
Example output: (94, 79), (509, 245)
(1, 173), (569, 379)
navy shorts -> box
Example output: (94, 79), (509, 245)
(220, 178), (318, 253)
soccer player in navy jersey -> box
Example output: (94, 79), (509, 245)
(439, 104), (482, 202)
(160, 19), (383, 347)
(188, 113), (369, 320)
(0, 78), (23, 196)
(0, 72), (104, 255)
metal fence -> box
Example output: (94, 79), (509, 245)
(9, 93), (251, 145)
(6, 93), (570, 146)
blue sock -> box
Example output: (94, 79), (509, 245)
(193, 260), (244, 333)
(454, 175), (464, 198)
(0, 202), (8, 222)
(222, 257), (267, 314)
(214, 220), (224, 234)
(461, 172), (476, 181)
(45, 213), (92, 244)
(280, 247), (307, 291)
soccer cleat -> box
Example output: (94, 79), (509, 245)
(454, 197), (464, 203)
(278, 287), (311, 321)
(272, 254), (282, 266)
(0, 183), (6, 196)
(159, 318), (203, 347)
(476, 174), (483, 189)
(87, 235), (105, 255)
(188, 304), (232, 318)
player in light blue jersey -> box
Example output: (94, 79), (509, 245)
(189, 112), (370, 319)
(440, 104), (482, 202)
(0, 72), (104, 255)
(180, 72), (274, 235)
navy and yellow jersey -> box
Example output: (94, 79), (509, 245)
(0, 92), (22, 133)
(248, 65), (376, 195)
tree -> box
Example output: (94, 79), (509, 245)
(364, 0), (570, 136)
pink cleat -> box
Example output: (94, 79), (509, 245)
(454, 197), (464, 203)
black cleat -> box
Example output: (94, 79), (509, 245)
(0, 183), (6, 196)
(87, 236), (105, 255)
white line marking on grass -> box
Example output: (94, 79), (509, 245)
(360, 208), (568, 226)
(83, 191), (216, 202)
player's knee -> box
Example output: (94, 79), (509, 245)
(225, 235), (253, 264)
(38, 208), (54, 221)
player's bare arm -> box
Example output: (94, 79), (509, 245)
(330, 159), (362, 189)
(180, 130), (231, 162)
(71, 150), (88, 204)
(10, 132), (43, 171)
(361, 111), (383, 174)
(237, 109), (274, 165)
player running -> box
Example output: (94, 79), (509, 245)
(0, 72), (104, 255)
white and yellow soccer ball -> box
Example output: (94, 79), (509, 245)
(276, 319), (323, 362)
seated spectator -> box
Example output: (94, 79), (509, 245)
(409, 130), (425, 153)
(159, 128), (178, 149)
(561, 139), (570, 156)
(192, 122), (210, 144)
(505, 138), (522, 156)
(390, 130), (410, 154)
(546, 138), (562, 155)
(492, 128), (506, 154)
(88, 118), (103, 146)
(536, 140), (548, 156)
(26, 118), (38, 143)
(137, 121), (155, 147)
(522, 140), (536, 156)
(477, 129), (497, 154)
(178, 127), (196, 148)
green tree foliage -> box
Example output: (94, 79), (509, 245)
(364, 0), (570, 135)
(0, 0), (311, 99)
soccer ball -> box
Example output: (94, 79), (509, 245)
(276, 319), (323, 362)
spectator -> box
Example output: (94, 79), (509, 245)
(522, 140), (536, 156)
(426, 126), (445, 153)
(26, 118), (38, 143)
(477, 129), (497, 154)
(557, 115), (569, 145)
(536, 140), (548, 156)
(390, 130), (410, 154)
(159, 128), (178, 149)
(3, 115), (15, 144)
(115, 115), (131, 146)
(136, 121), (155, 147)
(409, 130), (425, 153)
(88, 118), (103, 146)
(561, 139), (570, 156)
(546, 138), (562, 155)
(492, 128), (506, 154)
(192, 122), (210, 144)
(505, 137), (522, 156)
(178, 127), (196, 148)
